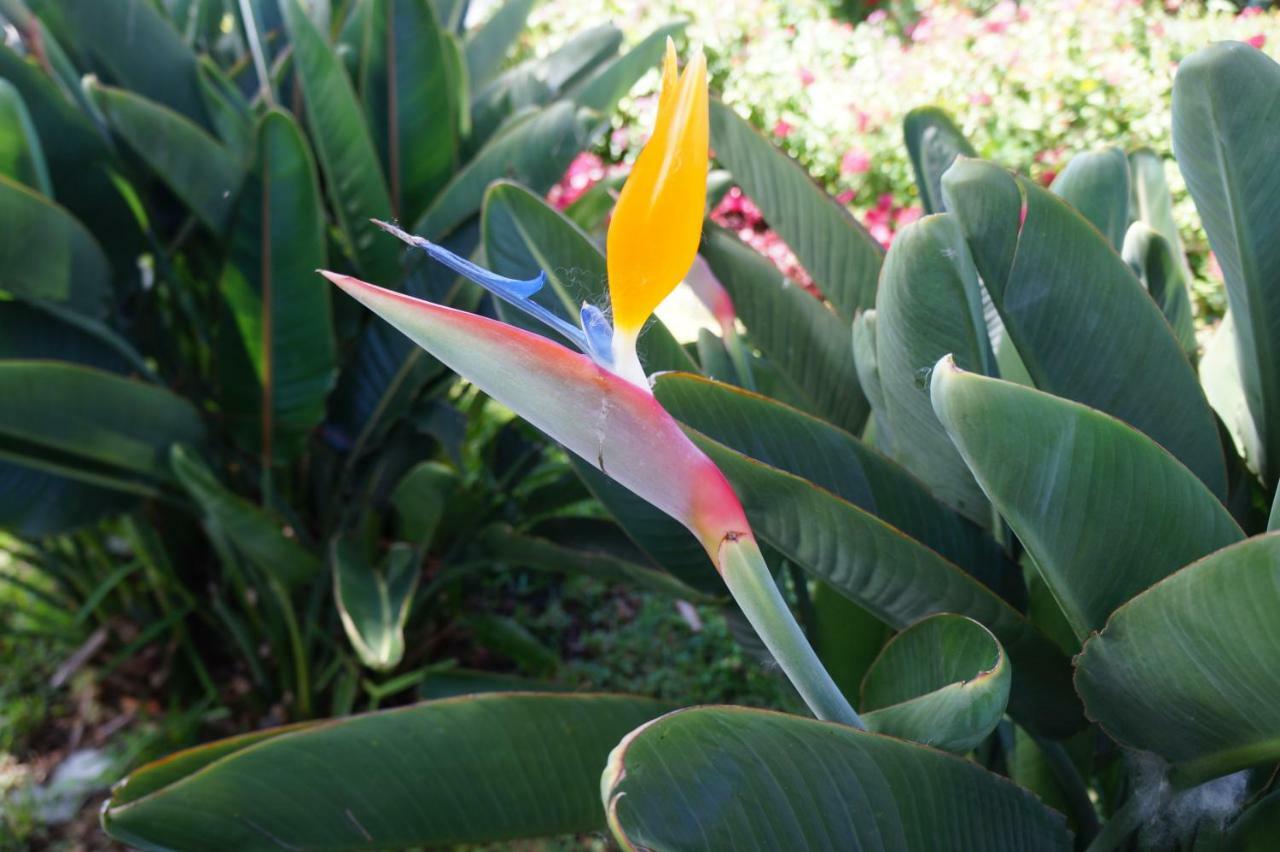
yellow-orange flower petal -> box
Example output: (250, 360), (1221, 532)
(607, 45), (709, 338)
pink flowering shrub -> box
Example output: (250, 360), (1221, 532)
(530, 0), (1280, 316)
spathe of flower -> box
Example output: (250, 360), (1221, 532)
(324, 46), (859, 729)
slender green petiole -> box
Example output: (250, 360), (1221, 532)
(717, 535), (863, 729)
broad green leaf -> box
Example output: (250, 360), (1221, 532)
(875, 214), (994, 523)
(943, 159), (1226, 496)
(1201, 313), (1263, 475)
(0, 175), (110, 317)
(0, 45), (145, 275)
(390, 460), (458, 545)
(332, 538), (419, 671)
(851, 309), (894, 452)
(103, 692), (672, 850)
(416, 101), (594, 239)
(171, 446), (319, 587)
(481, 180), (694, 373)
(0, 78), (51, 193)
(1076, 533), (1280, 785)
(1129, 148), (1191, 278)
(811, 580), (889, 704)
(649, 391), (1080, 736)
(653, 373), (1024, 607)
(480, 523), (714, 601)
(218, 110), (336, 465)
(860, 614), (1010, 753)
(35, 0), (211, 129)
(1049, 147), (1130, 250)
(0, 360), (204, 483)
(196, 57), (253, 162)
(1173, 42), (1280, 483)
(930, 360), (1244, 640)
(569, 21), (685, 113)
(603, 706), (1070, 851)
(701, 225), (868, 433)
(361, 0), (458, 224)
(1227, 789), (1280, 850)
(709, 99), (883, 318)
(464, 0), (537, 89)
(903, 106), (975, 215)
(1123, 221), (1196, 357)
(0, 302), (150, 535)
(89, 81), (242, 232)
(281, 0), (399, 282)
(467, 23), (619, 151)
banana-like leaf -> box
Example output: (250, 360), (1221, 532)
(569, 21), (686, 113)
(468, 23), (619, 150)
(0, 303), (151, 535)
(851, 309), (894, 452)
(217, 110), (336, 466)
(0, 78), (50, 193)
(390, 459), (457, 545)
(464, 0), (537, 89)
(875, 213), (994, 523)
(1228, 790), (1280, 850)
(653, 373), (1024, 607)
(711, 100), (880, 318)
(811, 580), (889, 704)
(701, 224), (868, 433)
(0, 175), (110, 317)
(171, 446), (319, 587)
(1076, 533), (1280, 785)
(1123, 221), (1196, 357)
(103, 692), (672, 850)
(1129, 147), (1193, 280)
(0, 360), (204, 486)
(482, 180), (694, 372)
(708, 99), (882, 318)
(930, 359), (1243, 640)
(416, 101), (595, 239)
(281, 0), (399, 282)
(0, 44), (145, 275)
(361, 0), (458, 224)
(36, 0), (210, 129)
(1201, 312), (1264, 481)
(649, 382), (1080, 735)
(89, 81), (242, 232)
(602, 706), (1070, 851)
(860, 614), (1010, 753)
(1173, 42), (1280, 483)
(1049, 147), (1130, 250)
(197, 57), (253, 161)
(903, 106), (975, 215)
(332, 538), (418, 671)
(323, 271), (752, 558)
(943, 159), (1226, 496)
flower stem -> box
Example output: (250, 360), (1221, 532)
(718, 535), (863, 729)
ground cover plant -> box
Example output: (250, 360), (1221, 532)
(2, 0), (1280, 849)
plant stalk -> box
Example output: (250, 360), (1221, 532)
(718, 535), (863, 729)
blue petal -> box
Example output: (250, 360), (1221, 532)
(374, 219), (590, 353)
(580, 304), (614, 367)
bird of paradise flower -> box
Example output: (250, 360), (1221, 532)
(322, 41), (860, 728)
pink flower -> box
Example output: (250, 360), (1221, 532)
(1248, 34), (1266, 50)
(773, 119), (793, 138)
(867, 9), (888, 24)
(835, 189), (855, 205)
(840, 148), (872, 175)
(798, 67), (816, 87)
(969, 92), (992, 106)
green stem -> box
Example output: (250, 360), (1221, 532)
(1031, 733), (1101, 844)
(1086, 792), (1149, 852)
(718, 535), (863, 729)
(724, 327), (757, 392)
